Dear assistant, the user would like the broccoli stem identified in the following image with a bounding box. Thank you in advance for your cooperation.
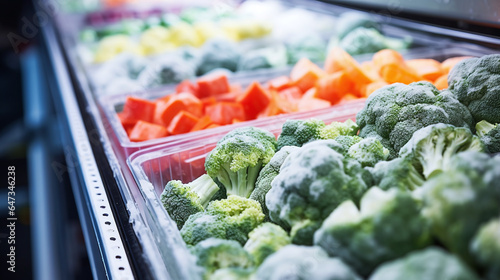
[189,174,220,208]
[420,132,446,179]
[221,162,263,198]
[407,165,425,191]
[476,120,496,137]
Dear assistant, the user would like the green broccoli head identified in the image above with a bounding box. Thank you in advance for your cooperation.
[476,120,500,153]
[181,212,228,246]
[205,127,277,198]
[266,140,371,245]
[356,82,475,158]
[250,146,299,224]
[319,119,358,140]
[243,222,291,265]
[255,245,361,280]
[334,12,381,40]
[399,123,484,179]
[276,119,326,151]
[207,195,265,245]
[367,157,424,192]
[470,218,500,280]
[181,195,265,246]
[314,187,431,277]
[448,54,500,124]
[208,267,255,280]
[369,247,480,280]
[336,27,410,56]
[334,135,363,152]
[192,238,254,279]
[348,137,390,167]
[422,152,500,263]
[160,174,220,229]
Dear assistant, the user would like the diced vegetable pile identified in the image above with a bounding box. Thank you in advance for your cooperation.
[85,7,413,95]
[118,48,469,142]
[159,54,500,280]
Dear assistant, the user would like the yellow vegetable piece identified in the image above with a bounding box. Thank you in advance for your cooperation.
[193,22,227,44]
[94,34,140,63]
[169,22,203,47]
[140,26,175,55]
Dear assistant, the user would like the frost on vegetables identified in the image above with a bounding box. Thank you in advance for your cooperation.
[154,54,500,280]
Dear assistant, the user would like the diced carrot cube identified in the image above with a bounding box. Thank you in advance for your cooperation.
[441,56,473,73]
[196,73,230,98]
[434,74,448,90]
[406,59,444,81]
[176,80,199,96]
[121,96,156,124]
[237,81,270,120]
[206,102,246,125]
[290,58,326,92]
[315,71,354,104]
[268,76,292,91]
[190,116,213,132]
[129,121,168,142]
[167,111,199,135]
[324,47,373,84]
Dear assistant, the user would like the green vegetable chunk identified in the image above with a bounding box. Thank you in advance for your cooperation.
[250,146,299,223]
[319,119,359,140]
[399,123,484,179]
[356,82,475,158]
[266,140,371,245]
[181,195,265,246]
[255,245,361,280]
[422,152,500,263]
[367,158,424,191]
[470,218,500,280]
[160,174,220,229]
[243,223,291,265]
[208,267,255,280]
[205,127,277,198]
[476,120,500,153]
[314,187,431,277]
[369,247,480,280]
[347,137,390,167]
[192,238,254,280]
[448,54,500,124]
[277,119,325,151]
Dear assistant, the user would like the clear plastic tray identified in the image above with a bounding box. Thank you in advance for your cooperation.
[126,45,499,279]
[127,99,365,280]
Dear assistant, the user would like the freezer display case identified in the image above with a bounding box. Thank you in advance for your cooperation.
[41,0,500,279]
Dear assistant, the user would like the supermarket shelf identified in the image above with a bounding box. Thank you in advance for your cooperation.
[40,16,137,280]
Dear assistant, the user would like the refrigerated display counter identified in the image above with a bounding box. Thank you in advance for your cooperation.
[37,0,500,279]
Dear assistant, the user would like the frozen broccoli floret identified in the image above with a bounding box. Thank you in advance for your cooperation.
[205,127,277,198]
[476,120,500,153]
[244,223,291,265]
[266,140,371,245]
[422,152,500,263]
[314,187,431,277]
[356,82,475,158]
[196,38,241,75]
[180,212,228,246]
[207,195,265,245]
[400,123,484,179]
[336,27,411,56]
[277,119,326,151]
[319,119,358,140]
[448,54,500,124]
[369,247,480,280]
[348,137,390,167]
[286,33,327,64]
[192,238,254,279]
[238,45,288,71]
[334,12,381,40]
[208,268,255,280]
[255,245,361,280]
[470,218,500,280]
[334,135,363,152]
[181,195,265,246]
[367,158,425,191]
[137,55,195,88]
[250,146,299,223]
[160,174,220,229]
